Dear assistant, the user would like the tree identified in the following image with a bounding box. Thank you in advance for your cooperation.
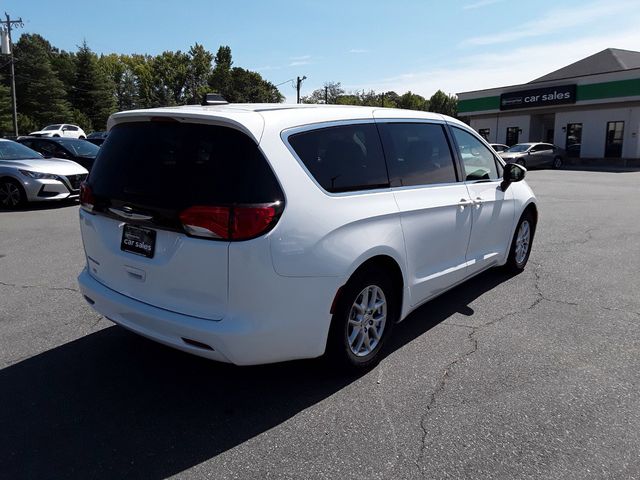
[301,81,345,104]
[209,46,282,103]
[13,34,71,133]
[208,46,233,98]
[99,53,138,111]
[186,43,214,104]
[72,41,116,131]
[0,73,14,136]
[150,50,190,106]
[428,90,457,117]
[398,91,428,111]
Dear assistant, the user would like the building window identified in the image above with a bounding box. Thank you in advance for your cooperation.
[565,123,582,158]
[506,127,519,146]
[605,121,624,158]
[478,128,490,140]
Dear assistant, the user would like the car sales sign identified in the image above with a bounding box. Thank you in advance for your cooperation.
[500,85,576,110]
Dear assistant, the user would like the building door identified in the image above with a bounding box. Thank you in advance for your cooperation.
[605,121,624,158]
[565,123,582,158]
[506,127,519,146]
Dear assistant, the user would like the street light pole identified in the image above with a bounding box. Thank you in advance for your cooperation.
[1,13,23,137]
[296,75,306,104]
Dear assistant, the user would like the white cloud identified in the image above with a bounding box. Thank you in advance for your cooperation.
[463,0,637,46]
[462,0,503,10]
[289,55,311,61]
[289,60,311,67]
[346,26,640,98]
[349,49,369,54]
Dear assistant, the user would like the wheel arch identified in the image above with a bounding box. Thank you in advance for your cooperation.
[332,252,407,322]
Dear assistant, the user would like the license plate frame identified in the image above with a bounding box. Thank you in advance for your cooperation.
[121,224,156,259]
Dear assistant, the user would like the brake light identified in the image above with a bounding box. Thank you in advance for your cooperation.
[179,204,280,240]
[80,182,95,211]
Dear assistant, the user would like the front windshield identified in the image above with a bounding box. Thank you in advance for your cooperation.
[506,144,531,153]
[58,139,100,157]
[0,141,43,160]
[43,124,62,131]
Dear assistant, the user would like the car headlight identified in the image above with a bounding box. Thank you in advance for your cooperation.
[18,170,59,180]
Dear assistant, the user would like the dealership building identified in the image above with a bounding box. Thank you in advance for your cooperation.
[457,48,640,160]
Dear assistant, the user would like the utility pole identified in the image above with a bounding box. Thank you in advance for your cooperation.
[324,86,328,104]
[296,75,306,104]
[380,92,385,107]
[1,13,23,137]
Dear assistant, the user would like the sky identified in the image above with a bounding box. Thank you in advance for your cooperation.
[4,0,640,102]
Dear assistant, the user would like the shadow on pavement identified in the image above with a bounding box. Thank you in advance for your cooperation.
[0,268,515,479]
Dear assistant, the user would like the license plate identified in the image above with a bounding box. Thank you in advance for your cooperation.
[121,224,156,258]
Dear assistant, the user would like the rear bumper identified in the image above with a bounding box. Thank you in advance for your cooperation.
[78,268,339,365]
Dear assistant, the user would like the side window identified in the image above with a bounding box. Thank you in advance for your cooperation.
[378,123,457,187]
[37,142,56,155]
[288,123,389,193]
[451,127,500,181]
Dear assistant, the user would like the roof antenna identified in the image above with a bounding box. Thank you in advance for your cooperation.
[201,93,229,106]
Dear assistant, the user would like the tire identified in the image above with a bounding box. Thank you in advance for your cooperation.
[552,156,563,169]
[79,135,86,139]
[504,211,535,272]
[327,265,399,370]
[0,178,26,209]
[516,158,526,168]
[53,134,60,137]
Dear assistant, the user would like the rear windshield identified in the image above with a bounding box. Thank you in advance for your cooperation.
[89,122,283,208]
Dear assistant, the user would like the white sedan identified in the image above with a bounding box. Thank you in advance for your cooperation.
[29,124,87,139]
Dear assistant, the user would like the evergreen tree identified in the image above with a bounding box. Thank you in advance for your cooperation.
[14,34,71,133]
[72,41,116,131]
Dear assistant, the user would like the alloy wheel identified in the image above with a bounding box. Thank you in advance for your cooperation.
[346,285,387,357]
[0,182,21,208]
[515,220,531,265]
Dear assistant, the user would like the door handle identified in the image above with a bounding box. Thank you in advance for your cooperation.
[473,197,483,208]
[458,198,471,211]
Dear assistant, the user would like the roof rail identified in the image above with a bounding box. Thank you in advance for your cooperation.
[201,93,229,106]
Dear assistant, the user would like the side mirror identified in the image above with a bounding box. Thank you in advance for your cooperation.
[500,162,526,191]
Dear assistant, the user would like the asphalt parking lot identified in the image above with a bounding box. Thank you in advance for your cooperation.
[1,169,639,479]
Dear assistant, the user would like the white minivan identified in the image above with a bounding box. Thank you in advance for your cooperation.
[78,103,537,368]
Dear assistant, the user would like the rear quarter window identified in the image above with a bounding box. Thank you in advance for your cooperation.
[287,123,389,193]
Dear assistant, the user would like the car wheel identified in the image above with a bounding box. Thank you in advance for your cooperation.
[517,158,527,168]
[504,211,535,272]
[53,134,60,137]
[327,265,398,370]
[552,156,563,169]
[0,179,26,209]
[79,135,86,139]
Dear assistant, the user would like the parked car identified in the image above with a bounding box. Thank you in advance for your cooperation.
[86,131,108,146]
[28,124,87,139]
[499,142,564,169]
[0,139,88,209]
[490,143,509,152]
[78,104,537,369]
[17,137,100,171]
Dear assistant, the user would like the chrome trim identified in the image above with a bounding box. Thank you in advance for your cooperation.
[108,207,153,221]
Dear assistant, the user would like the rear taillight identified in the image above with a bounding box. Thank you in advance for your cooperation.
[179,203,281,241]
[80,182,95,211]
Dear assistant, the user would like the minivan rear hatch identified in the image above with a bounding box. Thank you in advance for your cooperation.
[79,119,284,320]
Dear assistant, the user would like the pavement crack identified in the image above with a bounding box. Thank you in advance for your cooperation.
[375,365,400,479]
[0,281,78,293]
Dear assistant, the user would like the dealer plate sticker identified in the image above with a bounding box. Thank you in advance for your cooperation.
[121,224,156,258]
